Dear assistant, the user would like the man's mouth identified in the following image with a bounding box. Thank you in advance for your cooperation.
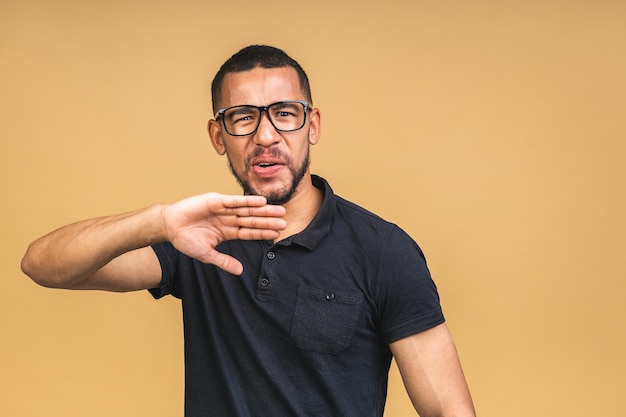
[248,148,289,177]
[251,154,285,168]
[251,158,284,178]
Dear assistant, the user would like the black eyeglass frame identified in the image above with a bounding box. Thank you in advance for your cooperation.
[214,100,310,137]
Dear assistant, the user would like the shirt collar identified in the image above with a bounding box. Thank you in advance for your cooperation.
[289,174,334,250]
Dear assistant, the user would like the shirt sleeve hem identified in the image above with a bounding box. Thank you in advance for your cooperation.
[147,242,179,299]
[384,310,446,344]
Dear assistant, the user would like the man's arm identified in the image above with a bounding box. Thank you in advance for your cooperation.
[390,323,476,417]
[21,193,287,292]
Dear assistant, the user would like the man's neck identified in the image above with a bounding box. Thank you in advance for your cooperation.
[276,174,323,241]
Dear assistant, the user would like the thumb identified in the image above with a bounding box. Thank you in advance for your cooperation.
[198,250,244,276]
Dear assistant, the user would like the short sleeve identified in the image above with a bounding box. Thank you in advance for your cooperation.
[148,241,181,299]
[377,227,445,344]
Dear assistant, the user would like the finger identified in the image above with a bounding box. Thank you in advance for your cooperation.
[219,194,269,209]
[197,250,245,276]
[234,204,286,218]
[236,215,287,230]
[237,227,283,241]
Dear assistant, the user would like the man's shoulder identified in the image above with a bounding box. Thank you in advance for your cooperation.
[332,192,421,248]
[332,194,404,240]
[334,194,389,223]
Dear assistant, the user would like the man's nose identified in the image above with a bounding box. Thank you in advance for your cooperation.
[252,112,281,146]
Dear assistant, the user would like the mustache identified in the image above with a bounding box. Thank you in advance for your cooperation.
[245,146,291,167]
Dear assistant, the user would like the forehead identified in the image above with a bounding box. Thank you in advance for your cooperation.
[218,66,305,108]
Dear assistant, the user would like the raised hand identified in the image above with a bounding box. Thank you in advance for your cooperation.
[163,193,287,275]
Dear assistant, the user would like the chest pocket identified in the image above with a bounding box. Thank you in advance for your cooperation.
[291,284,364,354]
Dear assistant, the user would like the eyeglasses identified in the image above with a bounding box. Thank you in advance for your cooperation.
[215,100,309,137]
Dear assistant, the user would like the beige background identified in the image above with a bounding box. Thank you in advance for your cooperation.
[2,0,625,416]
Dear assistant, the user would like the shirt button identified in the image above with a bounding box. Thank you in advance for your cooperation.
[260,278,270,287]
[266,251,276,260]
[326,293,335,301]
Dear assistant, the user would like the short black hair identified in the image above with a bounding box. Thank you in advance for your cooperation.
[211,45,312,113]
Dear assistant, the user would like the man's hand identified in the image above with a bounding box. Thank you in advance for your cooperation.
[163,193,287,275]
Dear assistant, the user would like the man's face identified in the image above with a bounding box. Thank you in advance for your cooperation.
[208,66,320,205]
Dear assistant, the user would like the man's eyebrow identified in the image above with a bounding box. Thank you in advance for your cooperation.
[226,106,256,116]
[272,102,300,109]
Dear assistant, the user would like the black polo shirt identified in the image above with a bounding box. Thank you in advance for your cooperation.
[150,175,444,417]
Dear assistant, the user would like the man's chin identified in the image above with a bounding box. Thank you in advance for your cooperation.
[249,185,294,205]
[264,193,293,206]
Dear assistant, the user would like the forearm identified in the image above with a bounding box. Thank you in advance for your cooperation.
[391,324,476,417]
[21,204,166,289]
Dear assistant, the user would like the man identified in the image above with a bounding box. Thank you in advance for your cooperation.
[21,45,475,417]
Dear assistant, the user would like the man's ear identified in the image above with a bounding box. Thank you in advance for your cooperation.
[308,107,321,146]
[208,119,226,155]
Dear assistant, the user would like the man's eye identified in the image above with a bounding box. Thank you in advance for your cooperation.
[228,112,257,125]
[233,115,254,123]
[272,107,298,118]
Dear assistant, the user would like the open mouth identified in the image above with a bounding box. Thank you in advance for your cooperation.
[249,151,286,176]
[252,160,284,178]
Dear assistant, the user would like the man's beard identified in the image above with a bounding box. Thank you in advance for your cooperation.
[228,145,311,205]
